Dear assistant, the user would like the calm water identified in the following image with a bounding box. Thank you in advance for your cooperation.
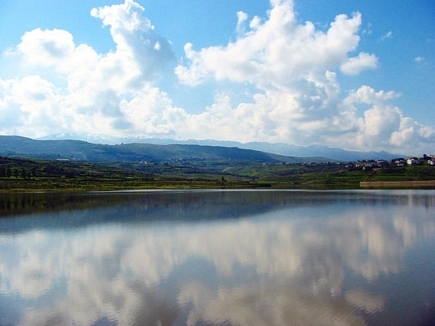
[0,190,434,326]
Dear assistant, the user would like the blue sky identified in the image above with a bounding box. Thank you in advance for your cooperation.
[0,0,434,154]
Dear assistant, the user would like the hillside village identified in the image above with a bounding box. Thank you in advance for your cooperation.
[352,154,435,171]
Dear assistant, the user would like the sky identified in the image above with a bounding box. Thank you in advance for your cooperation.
[0,0,434,154]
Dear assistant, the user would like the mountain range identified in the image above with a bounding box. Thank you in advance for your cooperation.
[0,135,306,164]
[37,133,402,162]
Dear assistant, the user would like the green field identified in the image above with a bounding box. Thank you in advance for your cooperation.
[1,156,435,191]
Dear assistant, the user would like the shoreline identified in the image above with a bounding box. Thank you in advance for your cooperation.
[360,180,435,188]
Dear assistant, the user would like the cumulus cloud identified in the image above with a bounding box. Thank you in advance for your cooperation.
[337,85,435,153]
[0,0,433,154]
[344,85,401,104]
[0,76,68,135]
[90,0,174,82]
[1,0,174,138]
[17,28,76,67]
[176,3,365,89]
[340,52,378,75]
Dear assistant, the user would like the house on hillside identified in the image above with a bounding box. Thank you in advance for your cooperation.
[391,158,406,166]
[407,157,419,165]
[376,160,388,168]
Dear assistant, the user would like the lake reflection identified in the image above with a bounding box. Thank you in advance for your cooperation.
[0,190,434,326]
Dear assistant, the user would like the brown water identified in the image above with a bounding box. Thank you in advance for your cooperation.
[0,190,434,325]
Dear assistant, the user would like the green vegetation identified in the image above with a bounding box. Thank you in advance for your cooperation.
[365,165,435,181]
[1,156,434,192]
[0,156,265,191]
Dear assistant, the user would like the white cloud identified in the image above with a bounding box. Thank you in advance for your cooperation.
[0,76,69,135]
[344,85,400,104]
[176,2,365,89]
[333,85,435,153]
[90,0,174,82]
[13,0,174,97]
[362,105,402,138]
[340,52,378,75]
[17,28,75,67]
[236,11,249,35]
[379,31,392,42]
[0,0,175,138]
[120,87,187,136]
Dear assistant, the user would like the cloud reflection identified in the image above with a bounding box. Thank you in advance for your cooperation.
[0,191,434,325]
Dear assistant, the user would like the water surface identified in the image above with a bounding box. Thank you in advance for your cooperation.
[0,190,434,325]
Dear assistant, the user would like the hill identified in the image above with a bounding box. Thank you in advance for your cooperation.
[0,135,323,164]
[39,133,403,161]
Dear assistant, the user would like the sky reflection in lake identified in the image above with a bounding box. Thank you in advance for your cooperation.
[0,190,434,325]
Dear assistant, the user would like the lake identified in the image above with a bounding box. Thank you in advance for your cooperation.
[0,189,434,325]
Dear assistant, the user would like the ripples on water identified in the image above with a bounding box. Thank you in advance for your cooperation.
[0,190,434,325]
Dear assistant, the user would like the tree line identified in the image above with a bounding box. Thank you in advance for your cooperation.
[0,167,36,179]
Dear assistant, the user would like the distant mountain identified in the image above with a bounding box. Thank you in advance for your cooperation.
[38,133,120,144]
[39,133,403,161]
[241,142,401,162]
[0,136,314,164]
